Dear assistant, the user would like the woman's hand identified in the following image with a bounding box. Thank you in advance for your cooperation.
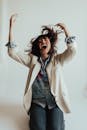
[8,13,18,42]
[10,14,18,27]
[55,23,71,37]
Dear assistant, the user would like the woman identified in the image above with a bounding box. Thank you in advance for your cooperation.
[6,14,76,130]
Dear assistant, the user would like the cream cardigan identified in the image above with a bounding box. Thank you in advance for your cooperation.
[8,41,76,114]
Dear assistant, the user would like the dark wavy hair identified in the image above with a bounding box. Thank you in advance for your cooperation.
[30,26,58,57]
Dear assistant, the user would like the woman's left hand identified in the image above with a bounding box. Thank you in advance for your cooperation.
[55,23,70,37]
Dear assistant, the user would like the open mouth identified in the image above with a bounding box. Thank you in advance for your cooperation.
[41,45,47,49]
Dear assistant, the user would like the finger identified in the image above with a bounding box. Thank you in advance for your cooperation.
[54,24,63,30]
[54,23,63,27]
[10,13,18,19]
[54,23,59,26]
[14,13,18,17]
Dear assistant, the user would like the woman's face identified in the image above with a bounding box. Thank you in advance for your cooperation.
[38,36,51,56]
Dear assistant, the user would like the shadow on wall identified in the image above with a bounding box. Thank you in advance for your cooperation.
[0,102,29,130]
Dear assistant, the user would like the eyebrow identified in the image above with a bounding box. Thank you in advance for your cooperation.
[39,36,47,41]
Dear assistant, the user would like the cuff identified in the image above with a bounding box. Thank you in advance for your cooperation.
[65,36,76,44]
[5,41,17,48]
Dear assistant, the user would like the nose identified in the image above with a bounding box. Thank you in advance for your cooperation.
[41,39,45,43]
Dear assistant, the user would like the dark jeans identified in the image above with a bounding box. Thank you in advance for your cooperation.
[29,103,65,130]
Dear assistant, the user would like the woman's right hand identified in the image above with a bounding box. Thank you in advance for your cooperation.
[10,14,18,27]
[8,14,18,42]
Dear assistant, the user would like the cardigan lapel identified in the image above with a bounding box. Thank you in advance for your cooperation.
[28,61,41,89]
[46,55,54,87]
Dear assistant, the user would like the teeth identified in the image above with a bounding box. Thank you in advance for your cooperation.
[42,45,47,47]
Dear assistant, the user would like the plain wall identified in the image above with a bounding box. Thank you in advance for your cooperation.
[0,0,87,130]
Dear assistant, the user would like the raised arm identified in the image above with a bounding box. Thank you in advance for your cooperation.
[55,23,76,65]
[6,14,33,68]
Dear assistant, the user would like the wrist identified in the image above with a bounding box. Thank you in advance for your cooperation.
[64,29,70,37]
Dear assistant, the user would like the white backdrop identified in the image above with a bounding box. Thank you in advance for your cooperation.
[0,0,87,130]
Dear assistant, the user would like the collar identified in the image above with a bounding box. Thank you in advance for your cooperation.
[39,56,51,69]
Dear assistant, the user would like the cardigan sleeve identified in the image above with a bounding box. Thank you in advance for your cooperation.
[6,42,33,68]
[55,36,77,65]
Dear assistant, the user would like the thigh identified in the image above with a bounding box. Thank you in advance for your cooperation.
[29,103,47,130]
[47,106,65,130]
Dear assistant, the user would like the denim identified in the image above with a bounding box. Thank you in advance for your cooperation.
[65,36,76,44]
[32,56,57,109]
[29,103,65,130]
[5,42,17,48]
